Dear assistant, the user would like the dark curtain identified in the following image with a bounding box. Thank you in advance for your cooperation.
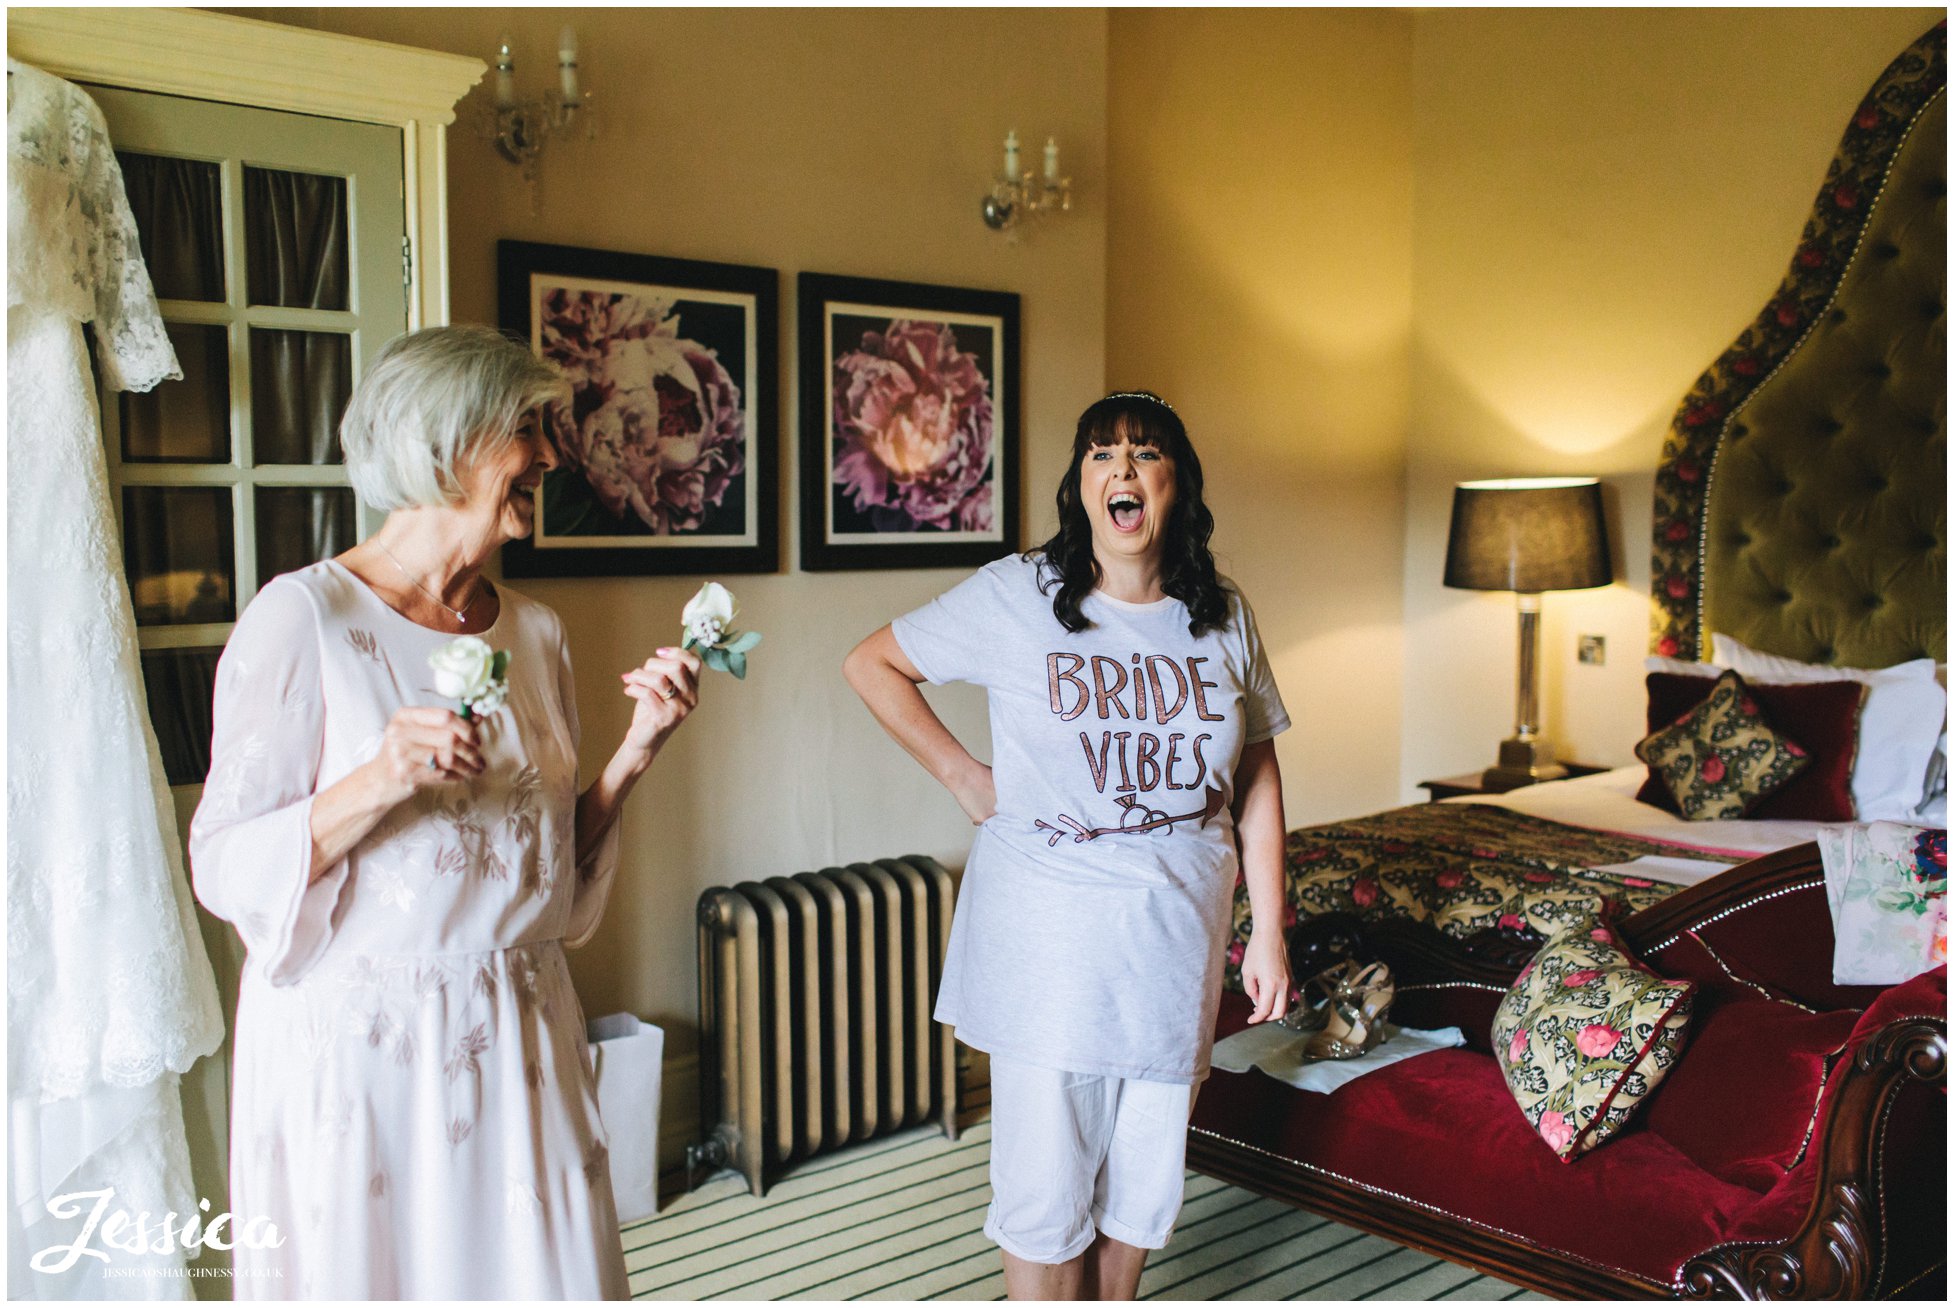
[250,328,350,465]
[245,167,352,466]
[141,650,222,786]
[244,166,348,310]
[116,152,223,301]
[256,487,356,587]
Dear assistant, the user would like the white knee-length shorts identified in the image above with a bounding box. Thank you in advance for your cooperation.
[983,1055,1198,1264]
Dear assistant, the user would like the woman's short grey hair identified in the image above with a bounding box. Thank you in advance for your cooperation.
[341,325,570,511]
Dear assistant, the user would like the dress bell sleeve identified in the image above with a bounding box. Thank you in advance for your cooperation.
[560,620,621,949]
[188,578,350,985]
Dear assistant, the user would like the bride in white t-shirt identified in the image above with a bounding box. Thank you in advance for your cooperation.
[846,391,1293,1301]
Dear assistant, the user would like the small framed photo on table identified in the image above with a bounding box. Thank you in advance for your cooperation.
[797,272,1020,571]
[497,240,779,577]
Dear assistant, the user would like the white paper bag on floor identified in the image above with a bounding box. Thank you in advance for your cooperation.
[588,1014,664,1224]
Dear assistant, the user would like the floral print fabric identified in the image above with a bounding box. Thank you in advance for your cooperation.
[1222,805,1712,990]
[1490,914,1695,1161]
[1635,669,1810,820]
[1820,821,1948,984]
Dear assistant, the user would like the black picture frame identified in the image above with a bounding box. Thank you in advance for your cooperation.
[497,239,779,577]
[797,272,1020,572]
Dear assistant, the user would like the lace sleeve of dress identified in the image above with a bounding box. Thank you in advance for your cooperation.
[74,84,179,394]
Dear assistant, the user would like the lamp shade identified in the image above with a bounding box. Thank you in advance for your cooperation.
[1443,477,1612,592]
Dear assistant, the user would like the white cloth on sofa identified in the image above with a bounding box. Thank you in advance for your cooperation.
[1210,1021,1465,1094]
[1818,821,1947,985]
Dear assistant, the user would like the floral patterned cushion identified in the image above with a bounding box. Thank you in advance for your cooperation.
[1490,913,1695,1162]
[1634,669,1811,820]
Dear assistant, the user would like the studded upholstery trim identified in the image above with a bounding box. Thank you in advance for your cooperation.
[1651,24,1947,661]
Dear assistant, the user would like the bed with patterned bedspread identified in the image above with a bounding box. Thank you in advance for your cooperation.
[1220,800,1728,990]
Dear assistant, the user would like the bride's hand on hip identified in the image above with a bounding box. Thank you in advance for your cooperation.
[620,646,702,759]
[371,707,484,804]
[951,759,997,826]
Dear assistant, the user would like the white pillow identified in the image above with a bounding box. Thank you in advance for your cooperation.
[1643,654,1724,678]
[1711,633,1946,822]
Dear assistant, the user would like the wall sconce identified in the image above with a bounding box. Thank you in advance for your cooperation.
[982,130,1072,236]
[474,26,596,188]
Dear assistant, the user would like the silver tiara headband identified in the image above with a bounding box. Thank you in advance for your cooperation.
[1102,390,1177,414]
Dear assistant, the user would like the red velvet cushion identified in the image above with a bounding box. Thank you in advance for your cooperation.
[1198,990,1767,1289]
[1637,672,1863,820]
[1702,968,1945,1254]
[1637,935,1861,1192]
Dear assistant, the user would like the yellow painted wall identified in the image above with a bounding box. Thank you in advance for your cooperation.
[255,6,1108,1151]
[1403,7,1942,793]
[1106,8,1415,826]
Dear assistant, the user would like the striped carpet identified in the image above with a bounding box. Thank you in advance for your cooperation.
[625,1058,1543,1301]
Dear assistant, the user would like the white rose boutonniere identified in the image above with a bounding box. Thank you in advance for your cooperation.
[429,635,512,719]
[681,581,762,680]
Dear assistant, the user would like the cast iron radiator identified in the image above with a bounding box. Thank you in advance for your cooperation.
[694,856,959,1195]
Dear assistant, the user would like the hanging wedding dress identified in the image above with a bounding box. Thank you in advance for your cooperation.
[6,60,226,1298]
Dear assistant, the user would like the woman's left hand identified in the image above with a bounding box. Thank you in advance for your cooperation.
[619,645,702,760]
[1241,929,1292,1025]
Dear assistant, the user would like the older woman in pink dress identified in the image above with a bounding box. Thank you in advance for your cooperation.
[189,325,697,1299]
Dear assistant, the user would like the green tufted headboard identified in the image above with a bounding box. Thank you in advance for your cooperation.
[1652,25,1946,667]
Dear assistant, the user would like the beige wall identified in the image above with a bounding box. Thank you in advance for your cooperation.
[259,6,1108,1138]
[220,5,1938,1165]
[1106,8,1415,827]
[1403,7,1941,794]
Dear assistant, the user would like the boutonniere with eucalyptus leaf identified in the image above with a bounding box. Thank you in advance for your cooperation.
[681,582,762,679]
[429,635,511,719]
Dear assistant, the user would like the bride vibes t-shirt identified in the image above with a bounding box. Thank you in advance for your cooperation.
[894,553,1289,1083]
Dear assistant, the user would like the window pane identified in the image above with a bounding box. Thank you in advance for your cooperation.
[116,152,225,302]
[244,167,349,310]
[140,647,222,785]
[249,329,351,464]
[122,486,235,625]
[256,486,356,585]
[120,322,231,463]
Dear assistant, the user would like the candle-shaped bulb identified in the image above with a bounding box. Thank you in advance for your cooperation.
[1004,130,1020,180]
[557,26,580,106]
[1043,137,1060,183]
[494,34,516,110]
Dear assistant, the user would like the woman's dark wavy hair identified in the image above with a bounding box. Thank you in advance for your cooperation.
[1028,391,1228,636]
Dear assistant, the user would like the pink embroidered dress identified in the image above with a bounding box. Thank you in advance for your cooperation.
[189,560,627,1299]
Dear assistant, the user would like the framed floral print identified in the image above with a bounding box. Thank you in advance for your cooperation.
[497,240,779,577]
[797,272,1020,571]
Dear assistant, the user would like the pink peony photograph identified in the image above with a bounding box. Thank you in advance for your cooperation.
[538,288,748,538]
[799,272,1020,571]
[498,241,779,578]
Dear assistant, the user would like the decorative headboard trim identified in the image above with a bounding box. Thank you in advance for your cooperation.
[1650,23,1947,658]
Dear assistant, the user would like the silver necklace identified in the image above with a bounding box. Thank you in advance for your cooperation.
[375,539,480,626]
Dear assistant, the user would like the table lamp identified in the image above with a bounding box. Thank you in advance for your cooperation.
[1443,477,1612,790]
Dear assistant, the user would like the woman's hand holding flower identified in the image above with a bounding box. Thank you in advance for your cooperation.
[619,646,702,763]
[369,707,484,804]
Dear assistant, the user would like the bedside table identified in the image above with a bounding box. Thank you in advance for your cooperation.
[1419,762,1608,802]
